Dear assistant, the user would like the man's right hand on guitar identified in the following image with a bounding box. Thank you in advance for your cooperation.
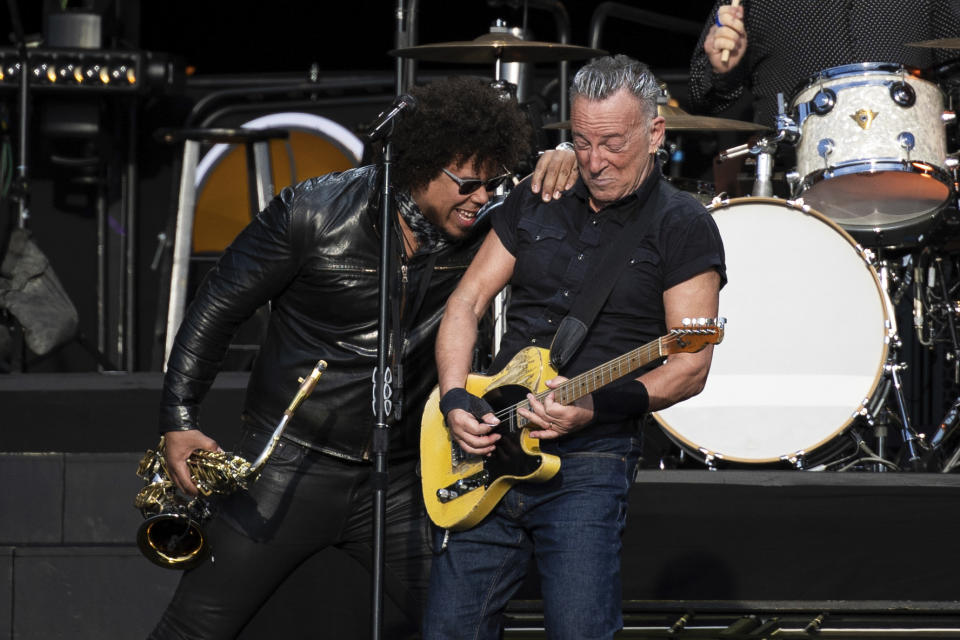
[439,387,501,456]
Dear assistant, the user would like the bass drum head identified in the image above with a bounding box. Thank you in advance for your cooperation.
[653,197,891,465]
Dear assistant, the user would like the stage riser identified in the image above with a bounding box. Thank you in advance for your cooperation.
[0,373,246,453]
[1,454,959,638]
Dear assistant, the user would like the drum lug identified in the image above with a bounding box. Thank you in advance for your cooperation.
[889,81,916,108]
[811,87,837,116]
[942,111,956,125]
[817,138,835,160]
[857,246,877,269]
[898,132,916,154]
[782,452,807,470]
[699,449,719,470]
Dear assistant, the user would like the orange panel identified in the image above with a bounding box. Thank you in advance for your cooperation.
[193,131,357,253]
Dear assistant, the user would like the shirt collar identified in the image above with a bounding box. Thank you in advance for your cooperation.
[569,159,663,224]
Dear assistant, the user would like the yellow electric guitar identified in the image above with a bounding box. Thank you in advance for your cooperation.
[420,317,725,530]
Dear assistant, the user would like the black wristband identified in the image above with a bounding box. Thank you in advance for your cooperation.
[591,380,650,423]
[439,387,494,421]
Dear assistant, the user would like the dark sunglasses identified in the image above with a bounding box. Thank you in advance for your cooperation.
[442,168,513,195]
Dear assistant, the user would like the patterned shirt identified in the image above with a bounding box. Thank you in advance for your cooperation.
[689,0,960,126]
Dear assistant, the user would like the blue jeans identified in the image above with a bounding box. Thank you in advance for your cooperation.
[423,434,641,640]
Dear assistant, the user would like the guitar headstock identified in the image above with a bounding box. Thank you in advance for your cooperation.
[664,317,726,355]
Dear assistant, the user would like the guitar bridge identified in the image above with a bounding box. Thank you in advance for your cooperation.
[436,471,490,503]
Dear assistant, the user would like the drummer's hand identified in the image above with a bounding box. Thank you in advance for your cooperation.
[531,147,578,202]
[163,429,220,497]
[704,3,747,74]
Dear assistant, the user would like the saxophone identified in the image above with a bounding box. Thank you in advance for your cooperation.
[134,360,327,569]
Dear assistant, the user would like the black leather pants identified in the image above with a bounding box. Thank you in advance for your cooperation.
[148,428,431,640]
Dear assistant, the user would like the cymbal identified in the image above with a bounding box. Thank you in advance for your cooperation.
[390,33,607,64]
[907,37,960,49]
[544,104,769,132]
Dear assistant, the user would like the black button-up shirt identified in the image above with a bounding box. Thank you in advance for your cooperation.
[490,170,726,382]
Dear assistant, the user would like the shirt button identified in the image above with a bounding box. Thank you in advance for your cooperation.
[547,318,554,324]
[531,337,537,344]
[578,253,584,260]
[592,219,599,226]
[562,290,570,297]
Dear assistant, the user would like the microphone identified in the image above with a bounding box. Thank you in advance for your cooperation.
[366,94,418,142]
[932,395,960,448]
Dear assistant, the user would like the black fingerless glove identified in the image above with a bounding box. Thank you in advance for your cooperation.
[591,380,650,423]
[439,387,494,421]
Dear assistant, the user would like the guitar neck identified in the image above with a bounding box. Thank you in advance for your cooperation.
[550,336,665,406]
[509,336,668,431]
[505,320,721,429]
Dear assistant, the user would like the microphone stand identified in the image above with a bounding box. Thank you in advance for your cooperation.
[370,136,394,640]
[371,6,410,636]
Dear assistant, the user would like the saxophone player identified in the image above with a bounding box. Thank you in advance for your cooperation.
[148,77,532,639]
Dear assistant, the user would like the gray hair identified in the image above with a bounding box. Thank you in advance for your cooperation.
[570,54,659,120]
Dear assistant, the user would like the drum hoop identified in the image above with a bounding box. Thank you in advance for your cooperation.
[800,159,953,189]
[653,196,894,465]
[789,61,926,101]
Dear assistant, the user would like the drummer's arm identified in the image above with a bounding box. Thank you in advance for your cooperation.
[639,269,721,411]
[689,1,749,114]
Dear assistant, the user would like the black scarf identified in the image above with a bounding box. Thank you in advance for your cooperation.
[395,190,451,256]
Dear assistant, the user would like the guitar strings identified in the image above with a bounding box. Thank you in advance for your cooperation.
[488,333,686,428]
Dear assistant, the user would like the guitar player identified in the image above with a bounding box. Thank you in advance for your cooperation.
[425,55,727,640]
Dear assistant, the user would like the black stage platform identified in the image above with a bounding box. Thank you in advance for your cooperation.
[2,374,960,638]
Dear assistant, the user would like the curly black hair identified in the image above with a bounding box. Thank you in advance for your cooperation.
[390,77,533,193]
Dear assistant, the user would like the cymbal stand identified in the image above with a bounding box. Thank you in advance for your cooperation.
[875,260,926,470]
[915,251,960,470]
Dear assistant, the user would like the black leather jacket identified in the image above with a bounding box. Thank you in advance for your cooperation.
[160,165,481,461]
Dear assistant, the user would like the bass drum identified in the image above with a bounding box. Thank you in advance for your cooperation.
[653,198,894,466]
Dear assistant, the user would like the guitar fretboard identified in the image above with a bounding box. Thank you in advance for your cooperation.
[508,333,676,430]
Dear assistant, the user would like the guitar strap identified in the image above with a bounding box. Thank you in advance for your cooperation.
[549,173,670,370]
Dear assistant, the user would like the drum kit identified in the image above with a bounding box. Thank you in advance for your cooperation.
[392,31,960,473]
[661,49,960,473]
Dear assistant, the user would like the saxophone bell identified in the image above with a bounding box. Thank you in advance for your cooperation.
[137,512,208,569]
[133,360,327,569]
